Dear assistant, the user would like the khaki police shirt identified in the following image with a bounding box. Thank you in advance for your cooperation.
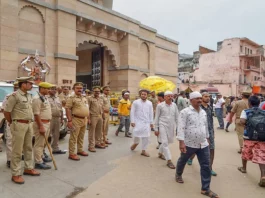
[66,94,89,117]
[231,99,249,119]
[48,95,62,117]
[87,95,105,117]
[59,93,69,102]
[149,96,158,111]
[4,89,33,120]
[32,94,52,120]
[102,94,110,112]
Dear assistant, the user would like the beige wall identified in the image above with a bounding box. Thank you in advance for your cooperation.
[194,39,241,84]
[19,6,45,52]
[0,0,178,94]
[155,47,178,74]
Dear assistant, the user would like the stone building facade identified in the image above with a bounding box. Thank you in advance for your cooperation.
[180,38,265,96]
[0,0,179,94]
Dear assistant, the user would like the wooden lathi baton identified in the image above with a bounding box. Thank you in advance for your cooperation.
[44,135,58,170]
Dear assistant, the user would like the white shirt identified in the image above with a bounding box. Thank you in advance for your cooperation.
[130,99,153,137]
[215,98,225,108]
[154,101,178,143]
[177,105,209,148]
[240,110,247,119]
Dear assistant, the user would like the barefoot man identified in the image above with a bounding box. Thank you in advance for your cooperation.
[130,89,153,157]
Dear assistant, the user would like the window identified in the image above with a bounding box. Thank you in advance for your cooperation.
[240,46,243,52]
[248,49,250,54]
[250,50,252,54]
[245,47,247,54]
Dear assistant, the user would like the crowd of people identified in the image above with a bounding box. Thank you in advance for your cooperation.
[0,76,265,198]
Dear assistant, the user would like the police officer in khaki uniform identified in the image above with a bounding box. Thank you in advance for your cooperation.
[148,90,158,116]
[4,76,40,184]
[101,86,112,145]
[66,82,89,161]
[85,89,92,98]
[1,81,19,168]
[48,85,66,154]
[59,86,70,102]
[87,86,106,152]
[32,82,53,170]
[229,91,251,153]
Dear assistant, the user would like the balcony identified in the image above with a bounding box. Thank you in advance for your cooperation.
[243,66,260,73]
[239,53,261,57]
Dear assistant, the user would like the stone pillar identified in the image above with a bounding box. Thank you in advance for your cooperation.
[55,6,77,87]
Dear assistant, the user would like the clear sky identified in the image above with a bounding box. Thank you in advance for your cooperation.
[113,0,265,54]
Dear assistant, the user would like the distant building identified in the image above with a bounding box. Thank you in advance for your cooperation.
[179,38,265,96]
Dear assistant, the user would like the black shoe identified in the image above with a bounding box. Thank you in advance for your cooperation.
[35,163,51,170]
[43,152,48,158]
[52,150,66,155]
[127,132,132,136]
[42,156,52,163]
[120,129,125,132]
[225,128,229,132]
[217,127,224,130]
[6,161,10,168]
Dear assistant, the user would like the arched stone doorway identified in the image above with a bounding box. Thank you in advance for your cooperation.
[76,39,118,90]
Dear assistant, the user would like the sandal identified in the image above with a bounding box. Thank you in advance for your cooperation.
[201,190,219,198]
[115,130,119,136]
[237,167,247,173]
[175,175,184,183]
[130,144,138,151]
[167,162,175,169]
[158,154,166,160]
[141,152,150,157]
[259,177,265,187]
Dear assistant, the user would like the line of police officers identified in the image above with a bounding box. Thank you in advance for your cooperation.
[3,76,112,184]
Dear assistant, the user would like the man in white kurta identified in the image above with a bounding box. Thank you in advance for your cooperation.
[154,91,178,169]
[130,89,153,157]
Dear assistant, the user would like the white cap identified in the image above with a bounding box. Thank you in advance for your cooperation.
[189,91,202,100]
[164,91,173,96]
[124,92,130,95]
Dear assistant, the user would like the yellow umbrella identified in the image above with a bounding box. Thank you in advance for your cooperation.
[139,76,175,92]
[156,81,176,92]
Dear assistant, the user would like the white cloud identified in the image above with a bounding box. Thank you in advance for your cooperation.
[113,0,265,54]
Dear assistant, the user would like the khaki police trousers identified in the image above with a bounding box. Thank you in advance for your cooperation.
[69,117,86,155]
[102,114,109,143]
[5,123,12,161]
[89,116,103,148]
[50,117,60,151]
[33,122,50,164]
[11,122,33,176]
[235,119,244,149]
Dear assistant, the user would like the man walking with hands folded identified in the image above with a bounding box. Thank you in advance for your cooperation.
[154,91,178,169]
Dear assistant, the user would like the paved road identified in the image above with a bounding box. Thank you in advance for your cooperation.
[0,119,265,198]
